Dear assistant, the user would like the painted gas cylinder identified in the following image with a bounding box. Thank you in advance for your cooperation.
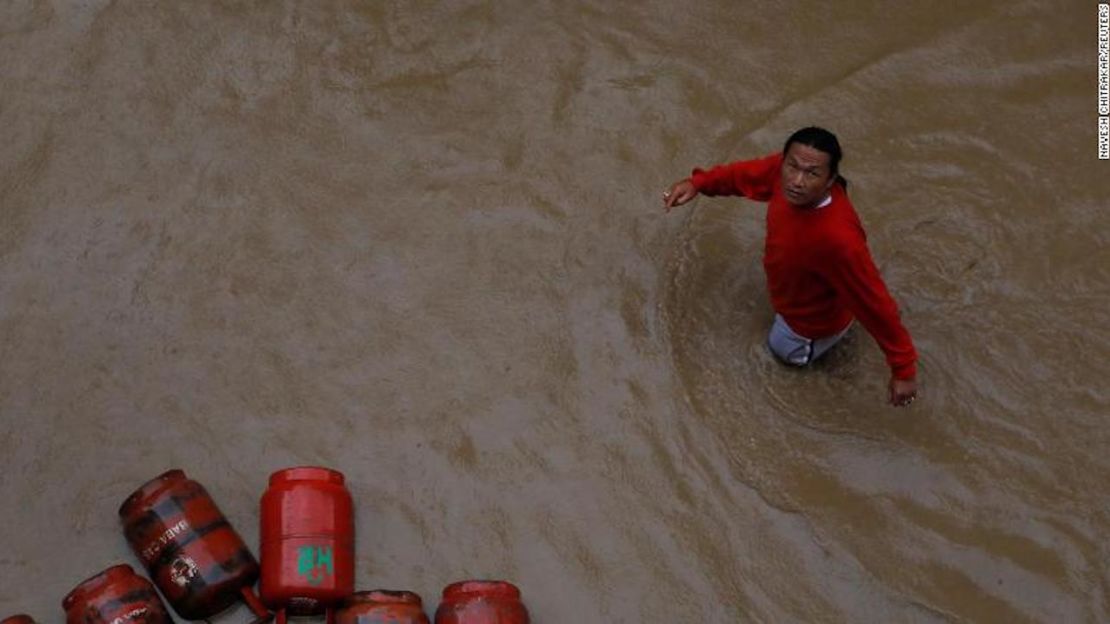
[260,466,354,624]
[336,590,429,624]
[62,564,172,624]
[119,469,271,623]
[434,581,529,624]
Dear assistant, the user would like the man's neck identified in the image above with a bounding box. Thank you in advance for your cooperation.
[800,193,833,210]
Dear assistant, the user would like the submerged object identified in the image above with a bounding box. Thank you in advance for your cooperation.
[62,564,172,624]
[260,466,354,624]
[1,615,38,624]
[337,590,430,624]
[119,469,271,623]
[434,581,529,624]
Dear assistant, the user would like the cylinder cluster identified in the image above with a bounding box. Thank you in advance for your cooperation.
[5,467,529,624]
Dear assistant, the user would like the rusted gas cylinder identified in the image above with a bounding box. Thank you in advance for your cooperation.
[337,591,430,624]
[260,467,354,624]
[119,469,271,623]
[434,581,529,624]
[1,615,38,624]
[62,564,172,624]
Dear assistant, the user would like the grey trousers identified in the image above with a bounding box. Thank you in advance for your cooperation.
[767,313,852,366]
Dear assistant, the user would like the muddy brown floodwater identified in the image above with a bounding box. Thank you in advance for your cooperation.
[1,1,1107,622]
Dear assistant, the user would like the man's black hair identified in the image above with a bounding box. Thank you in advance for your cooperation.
[783,126,848,189]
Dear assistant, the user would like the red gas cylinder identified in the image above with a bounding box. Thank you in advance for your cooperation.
[337,591,430,624]
[434,581,529,624]
[1,615,38,624]
[62,564,172,624]
[119,469,271,623]
[260,467,354,624]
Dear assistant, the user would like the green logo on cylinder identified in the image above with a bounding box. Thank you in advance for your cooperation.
[296,545,334,586]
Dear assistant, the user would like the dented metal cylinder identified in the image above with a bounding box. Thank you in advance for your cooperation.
[337,591,429,624]
[434,581,529,624]
[260,466,354,624]
[119,469,271,623]
[62,564,172,624]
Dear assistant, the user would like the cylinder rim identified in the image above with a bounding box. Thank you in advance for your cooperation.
[441,580,520,600]
[62,564,136,610]
[118,469,187,518]
[345,590,422,607]
[268,466,345,486]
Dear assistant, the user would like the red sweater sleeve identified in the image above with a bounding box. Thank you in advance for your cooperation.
[820,237,918,380]
[690,152,782,201]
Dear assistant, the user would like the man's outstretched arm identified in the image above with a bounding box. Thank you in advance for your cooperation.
[663,152,783,212]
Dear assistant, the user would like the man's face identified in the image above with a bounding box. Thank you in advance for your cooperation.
[781,143,835,207]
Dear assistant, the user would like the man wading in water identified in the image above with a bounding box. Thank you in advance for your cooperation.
[663,127,918,407]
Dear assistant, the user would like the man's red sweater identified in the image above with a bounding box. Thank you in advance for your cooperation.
[690,152,917,380]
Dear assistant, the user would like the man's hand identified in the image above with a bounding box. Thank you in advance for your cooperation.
[889,378,917,407]
[663,179,698,212]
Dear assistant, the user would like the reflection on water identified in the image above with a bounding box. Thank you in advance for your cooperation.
[0,1,1105,621]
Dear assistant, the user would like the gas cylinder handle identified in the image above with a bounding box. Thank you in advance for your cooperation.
[240,587,275,624]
